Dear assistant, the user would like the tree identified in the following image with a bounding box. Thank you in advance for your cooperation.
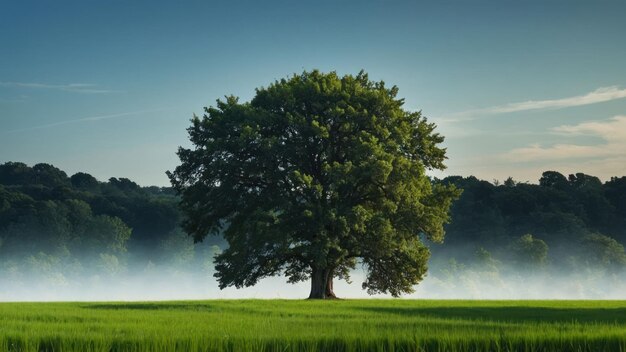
[168,70,460,298]
[473,247,500,272]
[604,177,626,242]
[159,228,196,269]
[539,171,569,189]
[31,163,70,188]
[0,162,32,185]
[568,173,602,190]
[440,176,506,247]
[70,172,100,191]
[509,234,548,269]
[503,177,516,188]
[580,234,626,272]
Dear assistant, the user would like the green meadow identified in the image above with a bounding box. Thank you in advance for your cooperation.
[1,300,626,352]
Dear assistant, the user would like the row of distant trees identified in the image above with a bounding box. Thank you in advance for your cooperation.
[0,162,221,288]
[433,172,626,275]
[1,161,625,288]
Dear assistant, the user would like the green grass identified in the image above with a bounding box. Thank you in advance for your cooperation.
[1,300,626,351]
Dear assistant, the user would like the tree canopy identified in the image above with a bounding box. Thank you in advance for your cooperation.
[168,70,460,298]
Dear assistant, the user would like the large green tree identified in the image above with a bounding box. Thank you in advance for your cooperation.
[168,70,460,298]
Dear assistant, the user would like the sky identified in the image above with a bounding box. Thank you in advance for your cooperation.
[1,0,626,186]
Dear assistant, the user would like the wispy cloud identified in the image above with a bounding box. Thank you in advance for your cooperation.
[441,86,626,121]
[0,81,118,94]
[2,109,166,134]
[505,115,626,162]
[0,95,29,103]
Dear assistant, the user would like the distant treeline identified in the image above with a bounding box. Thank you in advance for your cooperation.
[0,162,220,288]
[435,173,626,270]
[1,161,625,290]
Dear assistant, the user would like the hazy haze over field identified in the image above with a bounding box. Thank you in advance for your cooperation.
[2,260,625,301]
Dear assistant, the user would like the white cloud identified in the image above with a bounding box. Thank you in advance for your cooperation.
[506,115,626,162]
[0,81,117,94]
[441,86,626,121]
[488,87,626,113]
[2,109,167,134]
[507,143,611,162]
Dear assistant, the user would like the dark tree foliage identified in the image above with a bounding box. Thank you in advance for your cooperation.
[0,162,31,185]
[605,177,626,231]
[0,162,182,265]
[580,233,626,272]
[3,160,626,291]
[539,170,570,190]
[169,70,460,298]
[70,172,99,190]
[438,171,626,267]
[509,234,548,269]
[0,162,70,188]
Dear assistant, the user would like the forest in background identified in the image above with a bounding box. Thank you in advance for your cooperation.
[0,162,222,298]
[1,161,625,298]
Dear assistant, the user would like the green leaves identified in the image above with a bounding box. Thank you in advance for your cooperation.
[170,70,459,296]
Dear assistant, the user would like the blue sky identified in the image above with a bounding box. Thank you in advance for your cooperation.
[1,0,626,185]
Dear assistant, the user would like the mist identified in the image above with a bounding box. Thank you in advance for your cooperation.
[2,243,626,302]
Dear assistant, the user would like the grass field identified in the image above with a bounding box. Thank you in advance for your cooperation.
[1,300,626,351]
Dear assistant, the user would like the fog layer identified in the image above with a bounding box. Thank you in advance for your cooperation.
[2,246,626,301]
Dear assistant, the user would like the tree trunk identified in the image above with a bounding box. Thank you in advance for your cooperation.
[308,267,339,299]
[325,274,338,299]
[308,267,327,299]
